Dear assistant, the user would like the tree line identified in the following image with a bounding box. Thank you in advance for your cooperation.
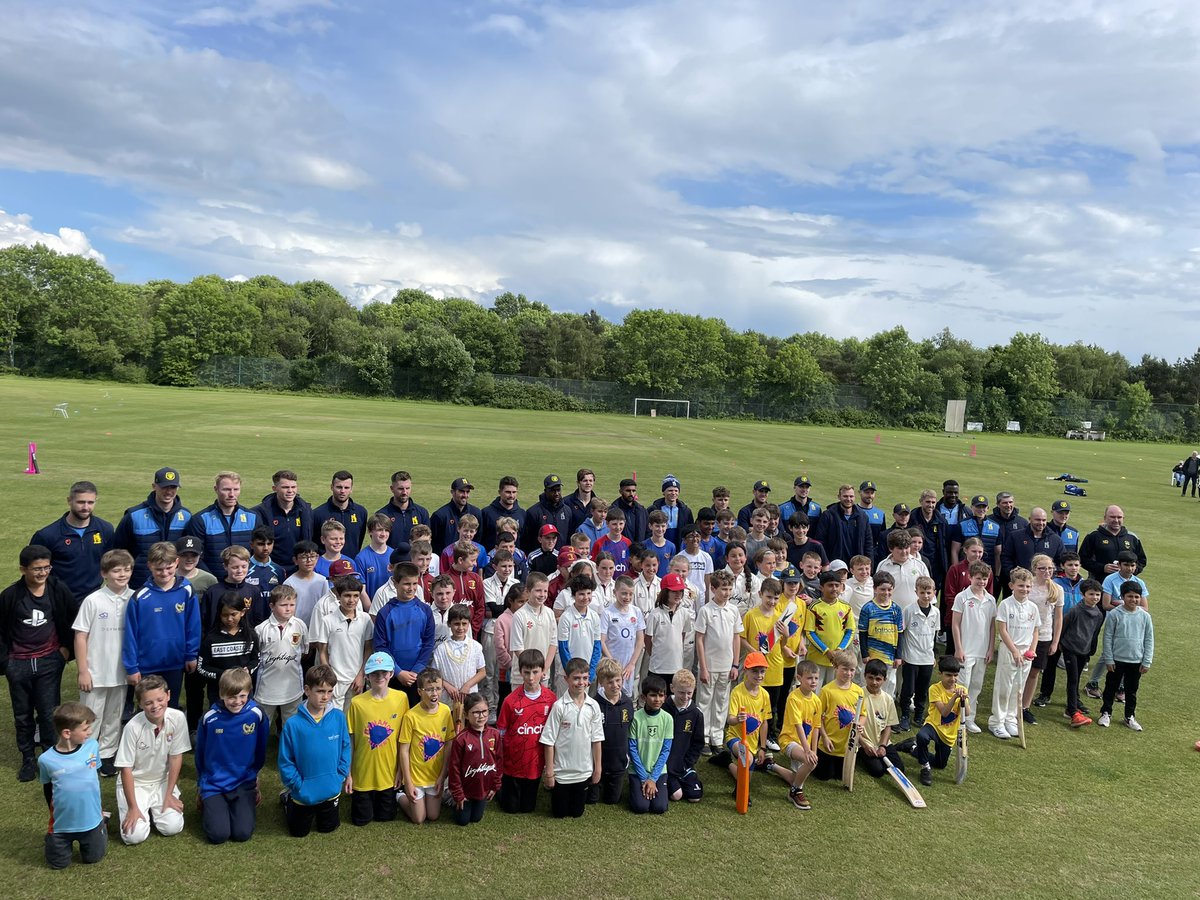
[2,243,1198,440]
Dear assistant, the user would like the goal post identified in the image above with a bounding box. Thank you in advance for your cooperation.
[633,398,690,419]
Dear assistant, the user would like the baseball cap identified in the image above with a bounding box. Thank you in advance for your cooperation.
[154,467,181,487]
[451,477,474,491]
[662,475,680,490]
[538,524,559,537]
[779,565,802,583]
[364,652,395,675]
[389,544,410,565]
[743,651,769,669]
[1051,500,1071,513]
[893,503,910,515]
[329,559,356,577]
[175,535,202,554]
[971,494,989,508]
[558,547,577,565]
[661,573,687,592]
[753,479,771,492]
[828,559,849,573]
[794,475,812,487]
[544,474,563,489]
[859,480,876,492]
[818,570,844,585]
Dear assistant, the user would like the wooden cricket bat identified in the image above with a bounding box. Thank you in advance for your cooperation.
[1015,659,1027,749]
[842,695,865,791]
[955,695,969,784]
[736,708,750,814]
[883,757,927,808]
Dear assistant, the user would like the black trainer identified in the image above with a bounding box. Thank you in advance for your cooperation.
[1022,708,1037,725]
[18,758,36,783]
[919,765,933,786]
[1032,695,1049,708]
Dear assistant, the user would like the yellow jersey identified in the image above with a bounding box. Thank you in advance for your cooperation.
[779,688,822,751]
[399,702,455,787]
[724,682,772,753]
[347,689,410,792]
[819,680,865,757]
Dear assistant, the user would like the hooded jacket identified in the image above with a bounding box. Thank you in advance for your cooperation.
[278,701,351,805]
[521,491,573,553]
[196,698,268,797]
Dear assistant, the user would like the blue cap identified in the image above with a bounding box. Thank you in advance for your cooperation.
[364,652,395,675]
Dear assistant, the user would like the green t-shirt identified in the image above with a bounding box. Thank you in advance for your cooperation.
[629,708,674,780]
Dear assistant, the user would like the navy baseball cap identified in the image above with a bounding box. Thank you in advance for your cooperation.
[1051,500,1071,512]
[154,467,180,487]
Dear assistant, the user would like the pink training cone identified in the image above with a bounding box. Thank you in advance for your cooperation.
[969,443,977,458]
[875,433,881,444]
[24,442,39,475]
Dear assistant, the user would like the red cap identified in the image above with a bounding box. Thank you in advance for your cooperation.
[558,547,577,565]
[329,559,356,577]
[538,524,559,537]
[661,573,687,592]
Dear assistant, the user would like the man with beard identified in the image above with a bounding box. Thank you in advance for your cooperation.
[911,489,948,588]
[935,480,969,529]
[31,481,114,602]
[1079,506,1147,583]
[999,508,1064,576]
[778,475,822,529]
[736,480,773,530]
[312,471,368,554]
[431,477,483,554]
[948,495,1002,569]
[614,478,648,546]
[252,469,314,575]
[376,471,430,551]
[1046,500,1079,554]
[480,475,525,550]
[857,481,886,564]
[185,472,260,581]
[522,475,573,552]
[813,484,873,562]
[113,467,191,590]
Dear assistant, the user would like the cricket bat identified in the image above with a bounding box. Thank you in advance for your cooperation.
[1015,656,1028,749]
[842,695,865,791]
[736,708,750,814]
[954,695,969,784]
[883,757,927,808]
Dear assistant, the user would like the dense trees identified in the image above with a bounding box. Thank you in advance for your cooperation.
[3,243,1198,440]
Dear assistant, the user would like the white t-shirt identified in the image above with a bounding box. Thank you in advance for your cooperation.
[645,606,693,673]
[115,708,190,785]
[593,580,616,608]
[632,575,659,614]
[553,589,605,619]
[876,556,930,610]
[370,580,397,616]
[951,589,997,659]
[73,585,132,687]
[539,694,604,784]
[841,577,874,619]
[309,608,372,687]
[601,603,645,667]
[557,605,602,663]
[902,603,939,666]
[682,549,714,606]
[1029,582,1064,642]
[284,573,329,626]
[254,615,309,705]
[432,637,486,691]
[693,601,743,672]
[726,568,760,614]
[996,596,1039,651]
[510,604,557,683]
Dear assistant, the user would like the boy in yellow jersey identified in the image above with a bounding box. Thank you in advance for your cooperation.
[806,571,855,686]
[740,578,785,751]
[724,651,772,796]
[768,660,822,810]
[346,652,410,826]
[813,649,865,781]
[397,667,455,824]
[913,655,966,786]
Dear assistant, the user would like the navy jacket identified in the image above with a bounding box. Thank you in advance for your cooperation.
[813,505,874,563]
[252,493,314,573]
[431,500,483,555]
[114,494,192,590]
[1000,527,1064,573]
[663,698,705,777]
[30,514,115,602]
[196,700,268,797]
[376,501,431,550]
[615,498,649,546]
[521,492,574,552]
[480,498,526,550]
[911,509,948,583]
[185,504,260,581]
[311,497,369,553]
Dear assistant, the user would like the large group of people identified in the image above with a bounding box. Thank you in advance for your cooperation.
[1,465,1154,869]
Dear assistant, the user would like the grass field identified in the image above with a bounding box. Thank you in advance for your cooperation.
[0,375,1195,900]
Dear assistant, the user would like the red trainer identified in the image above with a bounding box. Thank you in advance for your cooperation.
[1070,711,1092,728]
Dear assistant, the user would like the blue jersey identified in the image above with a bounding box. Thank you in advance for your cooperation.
[354,546,392,598]
[648,540,676,577]
[858,601,905,664]
[39,738,103,833]
[123,577,200,674]
[196,700,268,797]
[953,516,1001,561]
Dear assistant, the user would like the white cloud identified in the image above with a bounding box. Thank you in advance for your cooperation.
[0,209,106,263]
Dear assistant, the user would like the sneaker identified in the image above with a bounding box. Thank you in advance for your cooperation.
[1097,712,1111,728]
[1033,695,1049,708]
[897,714,911,732]
[1085,684,1102,700]
[279,789,290,807]
[1124,716,1143,732]
[99,757,116,778]
[766,738,781,752]
[919,765,933,786]
[788,787,810,810]
[1070,712,1092,728]
[894,738,917,756]
[965,720,982,734]
[1115,691,1125,703]
[1004,722,1019,738]
[1022,709,1037,725]
[700,743,713,756]
[991,726,1010,740]
[17,758,36,783]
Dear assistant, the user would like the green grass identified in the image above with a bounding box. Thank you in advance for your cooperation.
[0,375,1194,899]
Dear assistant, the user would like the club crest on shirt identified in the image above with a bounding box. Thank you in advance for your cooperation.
[93,533,103,544]
[175,602,185,614]
[291,632,302,645]
[243,722,256,734]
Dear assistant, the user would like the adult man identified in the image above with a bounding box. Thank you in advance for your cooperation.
[311,470,368,554]
[1181,450,1200,498]
[778,476,821,529]
[184,471,260,580]
[564,468,600,535]
[736,480,772,530]
[998,507,1064,576]
[376,470,430,551]
[252,469,314,574]
[856,481,886,563]
[430,477,483,553]
[521,475,574,552]
[480,475,525,549]
[1080,506,1147,583]
[948,495,1002,568]
[989,492,1028,541]
[880,503,912,554]
[911,489,948,587]
[113,467,191,590]
[614,478,648,545]
[1046,500,1079,553]
[30,481,114,602]
[935,479,969,528]
[813,484,873,562]
[649,475,694,548]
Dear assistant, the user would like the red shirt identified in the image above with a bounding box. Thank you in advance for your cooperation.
[944,560,994,624]
[447,569,485,636]
[496,686,557,780]
[448,725,503,804]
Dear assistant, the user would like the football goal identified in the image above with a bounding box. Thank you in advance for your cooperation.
[633,398,690,419]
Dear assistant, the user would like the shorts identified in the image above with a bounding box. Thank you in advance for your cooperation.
[1031,639,1052,671]
[406,784,441,801]
[724,737,761,771]
[784,741,808,769]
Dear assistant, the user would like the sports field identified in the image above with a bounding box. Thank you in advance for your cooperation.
[0,375,1194,899]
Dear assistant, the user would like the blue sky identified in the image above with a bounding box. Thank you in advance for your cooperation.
[3,0,1199,358]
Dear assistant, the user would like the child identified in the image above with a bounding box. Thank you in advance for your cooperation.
[593,553,617,607]
[951,561,996,734]
[196,593,259,705]
[805,570,853,686]
[354,514,394,599]
[1021,554,1063,724]
[898,576,939,733]
[600,576,645,698]
[942,537,992,656]
[591,508,632,576]
[628,675,674,814]
[445,543,485,637]
[175,535,217,596]
[40,702,105,869]
[785,514,828,569]
[311,574,373,710]
[744,509,770,561]
[254,584,309,735]
[798,551,822,601]
[988,567,1039,740]
[278,664,351,836]
[494,583,526,711]
[698,508,726,570]
[876,529,928,609]
[664,670,704,802]
[646,510,676,577]
[528,524,561,576]
[741,577,786,750]
[913,655,966,785]
[1059,580,1105,727]
[723,543,758,614]
[1097,581,1154,731]
[346,651,410,825]
[496,649,557,813]
[483,549,521,712]
[397,667,455,824]
[724,651,772,790]
[768,660,821,810]
[540,657,604,819]
[122,541,199,710]
[593,657,633,804]
[695,570,742,753]
[428,575,457,645]
[812,649,865,782]
[557,574,603,686]
[631,546,661,614]
[195,668,268,844]
[491,522,529,582]
[578,497,609,545]
[411,525,440,577]
[433,604,487,710]
[439,514,489,574]
[1101,551,1149,609]
[73,548,134,776]
[284,540,329,628]
[116,675,190,845]
[679,525,714,608]
[858,658,910,780]
[509,573,558,688]
[645,573,694,685]
[859,572,905,703]
[314,522,354,578]
[246,527,284,625]
[448,692,502,825]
